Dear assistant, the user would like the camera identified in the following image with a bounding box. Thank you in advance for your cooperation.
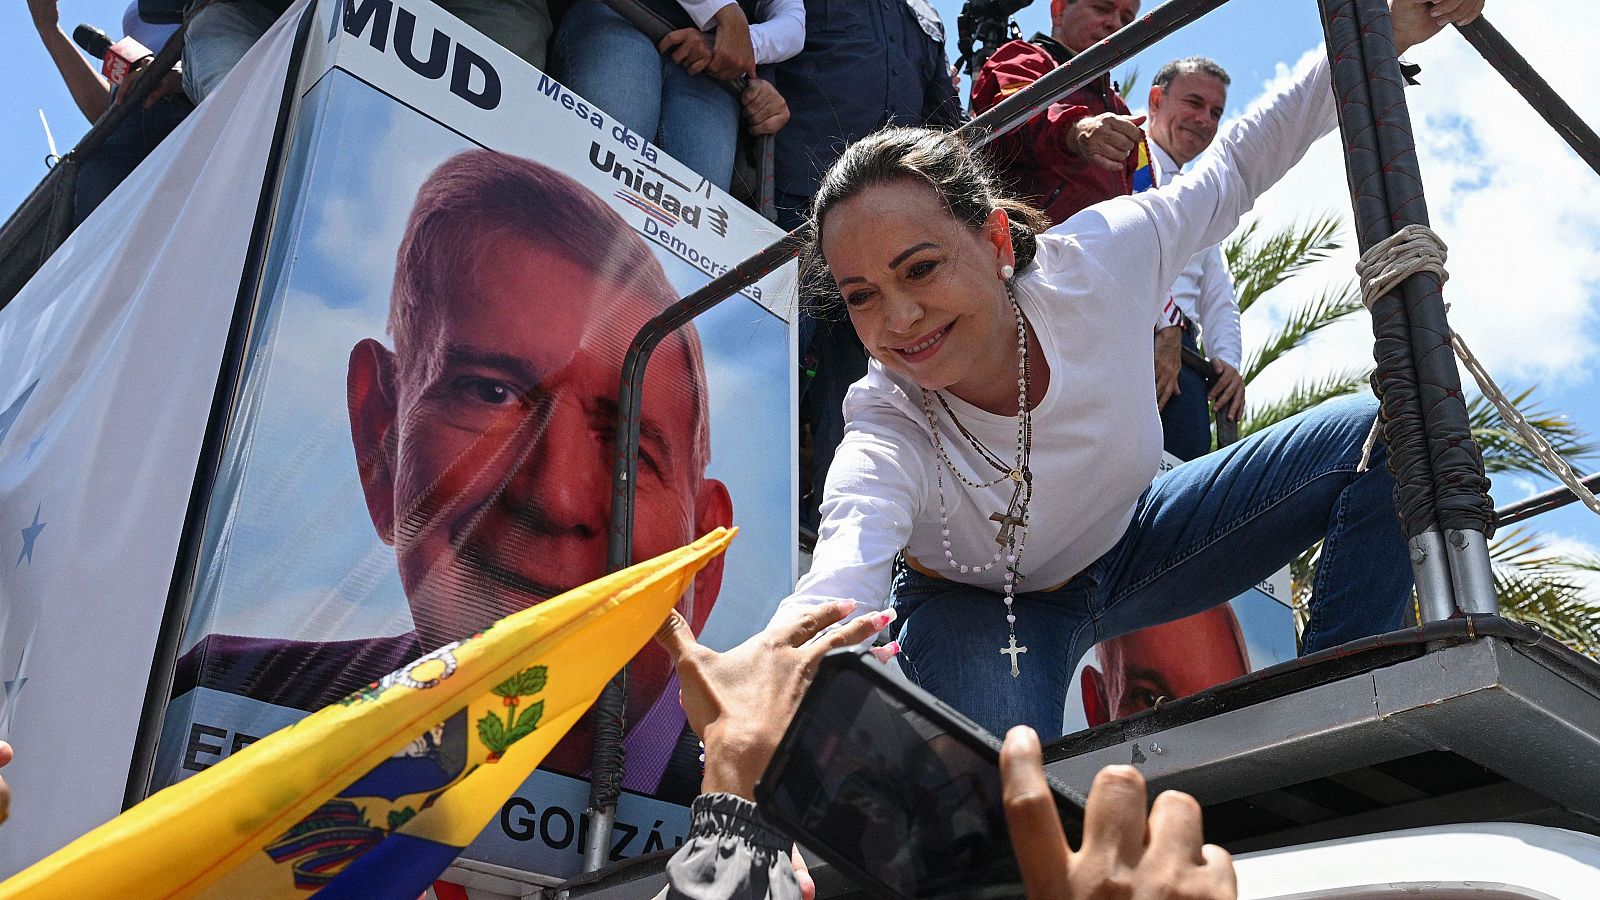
[956,0,1035,77]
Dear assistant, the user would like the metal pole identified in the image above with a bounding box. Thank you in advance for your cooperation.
[1456,17,1600,178]
[1347,0,1496,617]
[1317,0,1499,622]
[1495,472,1600,527]
[1316,0,1452,619]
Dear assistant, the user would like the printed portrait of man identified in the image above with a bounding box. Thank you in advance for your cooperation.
[1080,604,1250,726]
[176,149,734,801]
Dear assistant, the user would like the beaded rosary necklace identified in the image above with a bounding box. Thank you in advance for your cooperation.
[919,283,1033,677]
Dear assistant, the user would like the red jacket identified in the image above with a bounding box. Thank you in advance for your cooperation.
[971,35,1136,225]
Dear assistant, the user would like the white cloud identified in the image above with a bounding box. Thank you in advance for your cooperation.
[1531,532,1600,603]
[1235,11,1600,407]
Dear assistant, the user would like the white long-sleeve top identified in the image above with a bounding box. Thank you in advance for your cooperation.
[676,0,805,65]
[780,55,1338,619]
[1150,141,1245,369]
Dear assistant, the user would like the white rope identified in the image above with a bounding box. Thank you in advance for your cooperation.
[1356,223,1450,310]
[1353,225,1600,517]
[1452,329,1600,516]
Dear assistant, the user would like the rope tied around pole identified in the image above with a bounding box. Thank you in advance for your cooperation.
[1352,224,1600,518]
[1355,223,1450,310]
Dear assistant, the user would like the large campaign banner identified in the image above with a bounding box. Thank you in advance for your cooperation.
[134,0,796,883]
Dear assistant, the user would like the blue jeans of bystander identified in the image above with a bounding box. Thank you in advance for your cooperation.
[893,394,1412,741]
[549,0,739,190]
[182,0,283,104]
[1161,326,1214,461]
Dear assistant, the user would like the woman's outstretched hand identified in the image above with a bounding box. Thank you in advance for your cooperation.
[1002,726,1237,899]
[1390,0,1485,55]
[656,600,895,800]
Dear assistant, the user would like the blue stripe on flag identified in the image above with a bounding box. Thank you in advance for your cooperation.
[313,833,464,899]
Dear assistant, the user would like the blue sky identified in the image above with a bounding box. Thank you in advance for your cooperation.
[8,0,1600,586]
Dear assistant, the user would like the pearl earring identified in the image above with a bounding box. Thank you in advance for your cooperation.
[1000,264,1014,279]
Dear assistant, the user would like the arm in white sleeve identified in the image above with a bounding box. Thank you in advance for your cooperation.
[1195,245,1242,369]
[679,0,736,30]
[1154,294,1183,331]
[778,389,930,623]
[1055,53,1337,328]
[750,0,804,64]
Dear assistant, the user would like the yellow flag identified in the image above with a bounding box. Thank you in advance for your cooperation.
[0,528,734,899]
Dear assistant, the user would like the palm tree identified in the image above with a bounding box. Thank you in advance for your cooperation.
[1221,216,1600,655]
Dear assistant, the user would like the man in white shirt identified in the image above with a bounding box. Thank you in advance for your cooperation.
[1147,57,1244,461]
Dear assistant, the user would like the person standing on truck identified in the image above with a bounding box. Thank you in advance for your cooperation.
[772,0,1484,745]
[1143,56,1245,459]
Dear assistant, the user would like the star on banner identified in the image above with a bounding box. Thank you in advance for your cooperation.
[0,380,38,450]
[17,505,45,568]
[0,647,29,738]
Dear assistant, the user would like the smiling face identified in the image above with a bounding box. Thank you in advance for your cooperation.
[1148,71,1227,166]
[820,179,1018,404]
[1052,0,1140,54]
[349,230,731,771]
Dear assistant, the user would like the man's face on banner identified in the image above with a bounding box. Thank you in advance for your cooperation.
[1082,605,1249,725]
[348,231,732,771]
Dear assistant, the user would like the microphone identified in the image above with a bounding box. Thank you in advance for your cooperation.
[71,24,152,87]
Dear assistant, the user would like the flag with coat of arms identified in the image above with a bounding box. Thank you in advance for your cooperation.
[0,528,735,899]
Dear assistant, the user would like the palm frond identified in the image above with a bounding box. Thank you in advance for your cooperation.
[1117,67,1141,100]
[1224,215,1342,315]
[1241,281,1364,384]
[1494,569,1600,657]
[1466,388,1599,478]
[1238,368,1372,439]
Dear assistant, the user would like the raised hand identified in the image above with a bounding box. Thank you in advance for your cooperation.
[706,3,756,82]
[742,78,789,136]
[659,27,713,76]
[656,600,895,800]
[1070,113,1147,172]
[1001,726,1237,899]
[1390,0,1486,54]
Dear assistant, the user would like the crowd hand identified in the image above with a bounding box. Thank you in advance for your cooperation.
[1154,326,1182,411]
[656,599,897,800]
[791,845,816,900]
[742,78,789,136]
[1208,359,1245,424]
[659,27,714,76]
[1002,727,1236,900]
[706,3,756,81]
[1069,113,1146,172]
[116,58,184,109]
[0,740,12,827]
[1390,0,1484,54]
[27,0,57,31]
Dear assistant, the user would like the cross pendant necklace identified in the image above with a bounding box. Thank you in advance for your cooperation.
[988,470,1027,546]
[1000,633,1028,678]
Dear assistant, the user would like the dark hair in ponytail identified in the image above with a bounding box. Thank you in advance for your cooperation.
[799,127,1048,317]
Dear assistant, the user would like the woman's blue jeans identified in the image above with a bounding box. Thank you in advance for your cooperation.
[549,0,739,190]
[893,395,1412,741]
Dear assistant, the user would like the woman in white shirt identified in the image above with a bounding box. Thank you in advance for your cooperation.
[777,0,1481,740]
